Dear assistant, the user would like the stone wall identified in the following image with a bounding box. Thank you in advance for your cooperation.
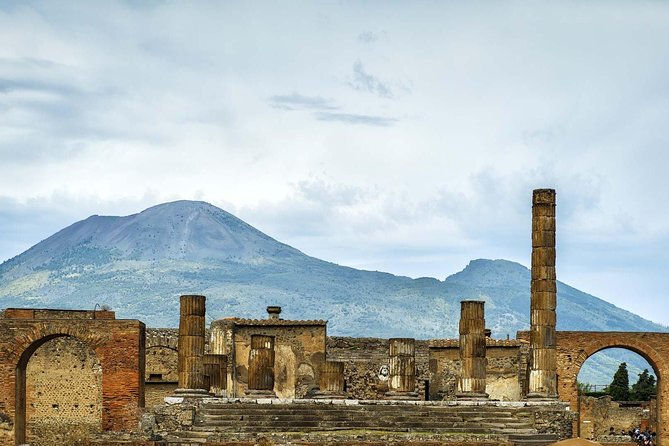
[429,339,522,401]
[326,337,431,400]
[579,396,648,440]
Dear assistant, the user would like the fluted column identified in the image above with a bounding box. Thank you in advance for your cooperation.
[311,360,347,399]
[457,300,488,399]
[527,188,558,399]
[385,338,419,400]
[175,294,208,396]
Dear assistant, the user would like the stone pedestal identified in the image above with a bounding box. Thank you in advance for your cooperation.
[175,295,208,397]
[457,300,489,400]
[385,338,419,400]
[527,189,558,399]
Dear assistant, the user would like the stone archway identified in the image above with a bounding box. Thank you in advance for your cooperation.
[0,309,145,445]
[517,331,669,445]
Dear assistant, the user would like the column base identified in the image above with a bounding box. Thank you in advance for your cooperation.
[525,392,559,400]
[455,392,489,400]
[246,389,277,398]
[171,388,210,398]
[384,391,420,401]
[310,390,348,399]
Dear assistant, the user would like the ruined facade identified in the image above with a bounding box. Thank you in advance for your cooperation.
[209,308,326,399]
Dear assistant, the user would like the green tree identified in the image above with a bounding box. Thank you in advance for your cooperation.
[631,368,656,401]
[609,362,630,401]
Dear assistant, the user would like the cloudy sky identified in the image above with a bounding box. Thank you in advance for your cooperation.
[1,1,668,325]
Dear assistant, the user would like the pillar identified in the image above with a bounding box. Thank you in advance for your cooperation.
[457,300,488,399]
[385,338,419,400]
[175,294,208,396]
[527,188,558,399]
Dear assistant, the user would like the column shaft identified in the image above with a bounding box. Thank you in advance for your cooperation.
[457,300,488,399]
[528,189,558,398]
[177,294,207,391]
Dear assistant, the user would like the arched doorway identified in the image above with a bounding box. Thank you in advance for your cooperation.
[577,348,658,441]
[0,312,144,446]
[23,335,103,445]
[550,331,668,445]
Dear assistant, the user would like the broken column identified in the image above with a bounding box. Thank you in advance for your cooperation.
[312,360,347,399]
[175,294,208,396]
[456,300,488,399]
[247,334,276,397]
[385,338,419,400]
[527,188,558,399]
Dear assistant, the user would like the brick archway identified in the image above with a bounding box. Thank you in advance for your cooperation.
[0,310,145,446]
[556,332,668,444]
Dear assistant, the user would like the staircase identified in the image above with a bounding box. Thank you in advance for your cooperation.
[165,399,556,445]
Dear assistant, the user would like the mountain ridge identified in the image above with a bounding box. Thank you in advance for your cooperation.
[2,200,665,384]
[1,199,665,335]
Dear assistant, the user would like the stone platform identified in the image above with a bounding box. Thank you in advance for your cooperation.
[148,398,573,445]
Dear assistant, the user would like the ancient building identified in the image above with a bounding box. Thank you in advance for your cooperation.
[209,306,326,399]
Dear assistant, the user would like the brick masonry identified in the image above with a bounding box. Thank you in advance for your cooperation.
[0,311,145,446]
[518,330,669,442]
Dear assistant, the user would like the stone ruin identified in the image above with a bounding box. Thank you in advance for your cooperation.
[0,189,666,445]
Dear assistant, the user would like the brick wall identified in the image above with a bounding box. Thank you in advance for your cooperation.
[0,316,145,446]
[25,337,103,445]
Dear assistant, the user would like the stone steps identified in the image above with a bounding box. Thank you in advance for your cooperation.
[191,401,537,437]
[507,433,559,446]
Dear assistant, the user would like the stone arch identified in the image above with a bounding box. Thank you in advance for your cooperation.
[0,312,144,446]
[554,332,668,444]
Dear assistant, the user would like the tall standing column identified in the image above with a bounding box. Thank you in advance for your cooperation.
[527,188,558,399]
[385,338,419,400]
[457,300,488,400]
[176,294,208,396]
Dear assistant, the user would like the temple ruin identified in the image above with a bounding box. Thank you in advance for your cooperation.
[0,188,666,445]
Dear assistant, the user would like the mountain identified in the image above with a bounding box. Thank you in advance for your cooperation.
[0,200,665,383]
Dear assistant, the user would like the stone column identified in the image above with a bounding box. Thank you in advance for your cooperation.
[175,294,208,396]
[385,338,419,400]
[527,188,558,399]
[312,360,347,399]
[457,300,488,399]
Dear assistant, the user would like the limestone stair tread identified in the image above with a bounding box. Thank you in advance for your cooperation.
[507,433,559,446]
[190,402,537,437]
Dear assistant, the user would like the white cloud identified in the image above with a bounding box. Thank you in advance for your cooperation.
[1,1,669,324]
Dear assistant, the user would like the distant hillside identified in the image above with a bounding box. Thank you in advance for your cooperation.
[0,200,665,383]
